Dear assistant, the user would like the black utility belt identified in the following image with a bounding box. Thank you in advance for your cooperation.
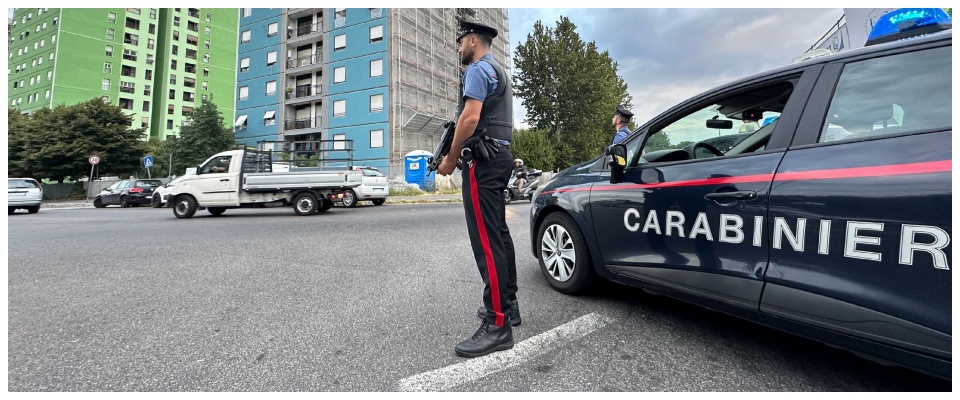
[461,135,508,162]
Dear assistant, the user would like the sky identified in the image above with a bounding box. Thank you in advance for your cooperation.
[8,7,843,130]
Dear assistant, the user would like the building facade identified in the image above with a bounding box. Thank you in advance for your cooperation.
[7,8,238,140]
[233,8,510,178]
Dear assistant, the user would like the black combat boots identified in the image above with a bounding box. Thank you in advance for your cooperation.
[477,299,521,326]
[454,320,514,358]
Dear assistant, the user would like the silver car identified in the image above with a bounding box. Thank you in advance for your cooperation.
[8,178,43,214]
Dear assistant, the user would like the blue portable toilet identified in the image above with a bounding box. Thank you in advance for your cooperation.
[404,150,435,192]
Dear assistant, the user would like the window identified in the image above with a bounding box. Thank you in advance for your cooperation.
[203,54,209,63]
[168,104,175,114]
[187,35,198,46]
[170,74,176,84]
[239,86,249,100]
[150,9,157,19]
[206,13,211,22]
[174,16,180,27]
[144,84,151,95]
[202,81,208,90]
[370,94,383,113]
[173,30,179,41]
[242,8,252,17]
[124,33,139,45]
[105,45,113,56]
[239,58,249,72]
[42,22,46,30]
[334,100,346,117]
[200,156,231,174]
[122,49,137,61]
[333,133,346,150]
[104,62,112,73]
[369,25,383,43]
[167,119,173,129]
[819,47,951,143]
[29,77,35,85]
[147,38,155,49]
[146,54,154,65]
[125,17,140,30]
[102,79,110,90]
[334,66,345,83]
[48,53,53,61]
[106,28,115,40]
[170,60,178,70]
[185,63,196,73]
[186,49,197,60]
[169,89,175,100]
[370,59,382,77]
[335,34,346,50]
[370,129,384,148]
[120,65,136,78]
[335,8,346,18]
[235,115,248,128]
[107,12,116,24]
[182,91,194,102]
[187,21,198,33]
[205,26,211,36]
[45,89,50,99]
[51,34,56,43]
[120,81,135,93]
[268,23,278,37]
[266,80,276,96]
[142,101,150,111]
[241,30,251,44]
[204,40,210,50]
[263,110,276,126]
[149,23,155,34]
[184,77,196,88]
[47,71,52,79]
[141,117,149,128]
[203,67,209,77]
[127,8,141,15]
[266,51,277,66]
[370,8,382,18]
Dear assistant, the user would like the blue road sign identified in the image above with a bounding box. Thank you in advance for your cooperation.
[143,155,154,168]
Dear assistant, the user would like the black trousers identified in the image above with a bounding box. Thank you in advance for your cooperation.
[461,148,517,327]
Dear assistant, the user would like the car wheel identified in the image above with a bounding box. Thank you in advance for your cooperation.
[317,198,333,213]
[153,194,163,208]
[8,207,15,215]
[173,195,197,219]
[342,190,358,208]
[372,198,385,206]
[207,207,226,216]
[93,197,105,208]
[537,212,596,294]
[504,189,513,205]
[27,205,40,214]
[119,196,129,208]
[293,192,318,215]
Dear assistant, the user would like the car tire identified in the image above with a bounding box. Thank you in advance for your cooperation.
[317,198,333,213]
[27,205,40,214]
[342,190,358,208]
[172,195,197,219]
[293,192,318,215]
[119,196,129,208]
[153,194,163,208]
[536,212,596,294]
[93,197,105,208]
[208,207,226,216]
[8,207,15,215]
[372,198,385,206]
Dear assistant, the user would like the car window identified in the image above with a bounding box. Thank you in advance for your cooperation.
[820,46,950,143]
[200,156,232,174]
[107,181,123,190]
[8,179,40,189]
[119,180,133,189]
[359,168,384,177]
[136,180,162,188]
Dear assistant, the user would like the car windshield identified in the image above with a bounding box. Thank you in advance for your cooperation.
[8,179,40,189]
[136,180,163,188]
[359,168,384,177]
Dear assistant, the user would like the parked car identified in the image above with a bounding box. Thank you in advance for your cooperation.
[152,176,185,208]
[8,178,43,214]
[340,166,388,207]
[93,179,163,208]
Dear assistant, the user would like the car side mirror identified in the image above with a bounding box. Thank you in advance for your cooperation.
[706,118,733,129]
[606,144,627,184]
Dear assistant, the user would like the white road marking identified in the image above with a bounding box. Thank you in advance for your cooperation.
[398,312,615,392]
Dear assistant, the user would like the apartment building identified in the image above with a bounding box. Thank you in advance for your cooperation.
[7,8,238,140]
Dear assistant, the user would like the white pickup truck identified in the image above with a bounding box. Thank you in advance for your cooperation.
[168,148,362,218]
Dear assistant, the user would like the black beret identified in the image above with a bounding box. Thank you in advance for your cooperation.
[615,105,634,120]
[457,19,498,43]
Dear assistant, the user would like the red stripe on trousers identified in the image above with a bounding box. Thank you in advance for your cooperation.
[469,163,504,327]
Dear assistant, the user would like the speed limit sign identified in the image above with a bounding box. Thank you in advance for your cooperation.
[89,155,101,165]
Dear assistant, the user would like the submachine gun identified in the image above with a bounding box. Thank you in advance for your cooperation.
[426,120,457,176]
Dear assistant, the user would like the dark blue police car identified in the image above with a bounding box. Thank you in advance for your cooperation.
[529,9,952,379]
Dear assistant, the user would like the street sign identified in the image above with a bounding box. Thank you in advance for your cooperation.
[143,155,154,168]
[89,155,101,165]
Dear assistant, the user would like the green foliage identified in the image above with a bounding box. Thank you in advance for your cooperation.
[165,97,237,175]
[390,187,426,196]
[510,128,555,172]
[513,16,632,171]
[277,152,320,167]
[645,132,673,152]
[7,99,147,182]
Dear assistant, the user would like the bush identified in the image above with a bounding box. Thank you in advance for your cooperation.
[390,187,426,196]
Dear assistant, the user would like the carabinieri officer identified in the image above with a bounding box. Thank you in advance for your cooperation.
[612,105,634,144]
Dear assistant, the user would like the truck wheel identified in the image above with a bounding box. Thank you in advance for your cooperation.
[317,198,333,213]
[208,207,226,216]
[342,190,358,208]
[27,205,40,214]
[173,195,197,219]
[93,197,105,208]
[537,212,596,294]
[119,196,129,208]
[293,193,318,215]
[372,198,385,206]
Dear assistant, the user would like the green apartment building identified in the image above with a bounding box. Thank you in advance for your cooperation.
[7,8,238,140]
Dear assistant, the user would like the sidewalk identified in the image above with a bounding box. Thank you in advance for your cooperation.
[41,194,464,208]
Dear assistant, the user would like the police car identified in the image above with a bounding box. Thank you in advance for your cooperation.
[529,9,951,379]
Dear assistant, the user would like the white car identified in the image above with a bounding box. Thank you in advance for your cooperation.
[341,166,388,207]
[152,176,185,208]
[8,178,43,214]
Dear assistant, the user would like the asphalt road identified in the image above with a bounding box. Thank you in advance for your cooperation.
[7,203,950,391]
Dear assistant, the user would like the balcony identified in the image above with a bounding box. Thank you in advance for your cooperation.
[287,22,322,44]
[284,117,323,135]
[188,8,200,18]
[286,54,322,72]
[120,86,135,94]
[287,8,313,18]
[284,84,323,105]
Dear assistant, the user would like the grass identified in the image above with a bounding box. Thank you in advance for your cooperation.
[389,187,462,196]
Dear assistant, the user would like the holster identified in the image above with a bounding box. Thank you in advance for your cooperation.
[462,136,502,162]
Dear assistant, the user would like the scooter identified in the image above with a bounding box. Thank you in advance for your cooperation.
[504,169,541,204]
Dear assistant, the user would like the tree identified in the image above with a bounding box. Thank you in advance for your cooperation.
[513,16,632,171]
[645,132,673,152]
[166,97,237,175]
[510,128,555,172]
[8,99,147,182]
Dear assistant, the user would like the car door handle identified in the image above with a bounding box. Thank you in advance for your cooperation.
[220,179,230,182]
[704,190,757,201]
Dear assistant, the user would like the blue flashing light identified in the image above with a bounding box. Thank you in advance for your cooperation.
[865,8,952,46]
[761,116,779,127]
